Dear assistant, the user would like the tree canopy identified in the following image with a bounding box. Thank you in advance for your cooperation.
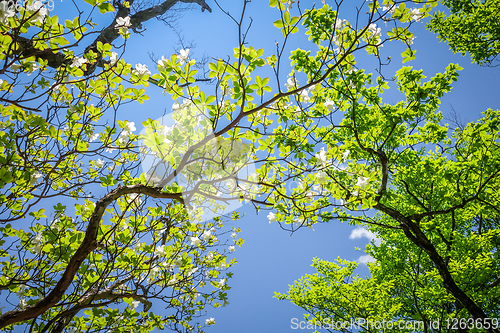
[427,0,500,65]
[0,0,498,332]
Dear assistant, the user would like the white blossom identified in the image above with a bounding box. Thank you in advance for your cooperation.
[228,246,235,252]
[168,275,178,286]
[32,232,43,254]
[316,171,327,183]
[175,257,184,267]
[315,147,328,167]
[134,242,142,253]
[201,230,212,241]
[162,261,174,271]
[367,23,382,39]
[205,318,215,326]
[342,149,350,161]
[27,1,48,23]
[218,278,226,288]
[410,8,423,22]
[105,146,116,154]
[382,4,396,15]
[178,49,190,65]
[115,16,132,33]
[0,2,15,25]
[285,76,298,90]
[267,212,276,223]
[299,88,310,103]
[70,57,87,68]
[158,55,168,67]
[189,236,201,246]
[19,297,27,309]
[30,171,43,185]
[109,52,118,65]
[346,67,357,74]
[356,176,370,190]
[161,124,174,137]
[133,63,151,79]
[294,216,305,226]
[16,284,28,296]
[131,300,140,309]
[89,133,99,142]
[123,121,136,134]
[154,245,166,257]
[94,159,105,168]
[324,100,335,111]
[188,267,198,276]
[129,193,142,205]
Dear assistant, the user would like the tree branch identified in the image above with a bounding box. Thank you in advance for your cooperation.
[0,184,182,329]
[375,201,498,332]
[10,0,212,73]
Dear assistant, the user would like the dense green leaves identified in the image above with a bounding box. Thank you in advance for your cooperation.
[427,0,500,65]
[1,0,499,332]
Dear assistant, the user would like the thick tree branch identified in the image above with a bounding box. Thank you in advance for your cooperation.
[10,0,211,73]
[0,185,182,329]
[375,202,498,333]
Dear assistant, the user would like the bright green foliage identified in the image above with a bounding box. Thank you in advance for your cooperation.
[0,2,239,332]
[1,0,497,331]
[427,0,500,65]
[267,1,500,329]
[274,53,500,333]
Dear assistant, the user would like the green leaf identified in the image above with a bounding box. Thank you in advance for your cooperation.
[273,19,284,29]
[98,3,115,13]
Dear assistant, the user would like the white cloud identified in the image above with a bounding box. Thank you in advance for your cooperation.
[350,227,376,241]
[350,227,381,265]
[349,227,381,246]
[358,255,376,264]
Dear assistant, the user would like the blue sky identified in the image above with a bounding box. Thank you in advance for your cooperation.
[48,0,500,332]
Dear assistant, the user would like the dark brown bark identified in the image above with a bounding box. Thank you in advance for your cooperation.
[375,202,498,333]
[10,0,211,73]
